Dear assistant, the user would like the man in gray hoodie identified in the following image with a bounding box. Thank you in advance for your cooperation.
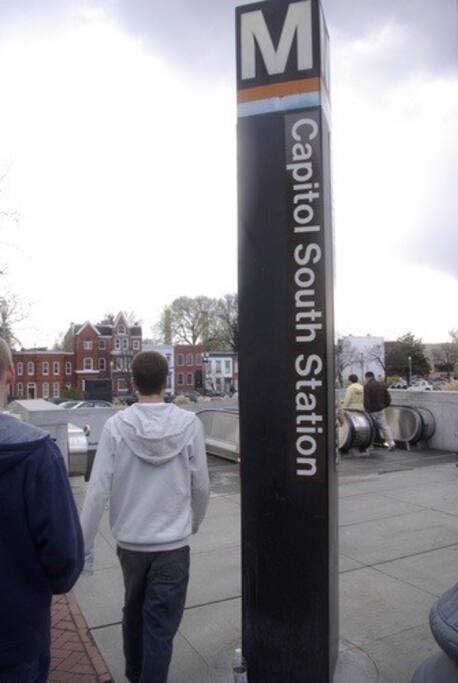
[81,351,210,683]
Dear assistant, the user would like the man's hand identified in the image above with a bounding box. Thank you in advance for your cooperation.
[81,551,95,577]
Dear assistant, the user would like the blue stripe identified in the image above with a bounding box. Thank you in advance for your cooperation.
[238,92,321,118]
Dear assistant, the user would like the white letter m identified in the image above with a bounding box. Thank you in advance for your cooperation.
[241,1,313,81]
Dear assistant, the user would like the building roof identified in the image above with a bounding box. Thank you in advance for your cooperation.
[72,321,142,337]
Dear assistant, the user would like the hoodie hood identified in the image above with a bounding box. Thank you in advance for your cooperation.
[0,414,48,475]
[116,403,196,466]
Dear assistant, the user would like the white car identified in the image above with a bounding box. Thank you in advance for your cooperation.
[407,379,433,391]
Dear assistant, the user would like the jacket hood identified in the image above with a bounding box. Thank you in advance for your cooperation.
[116,403,196,466]
[0,414,47,475]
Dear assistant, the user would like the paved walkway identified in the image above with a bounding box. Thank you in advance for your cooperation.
[70,448,458,682]
[50,594,112,682]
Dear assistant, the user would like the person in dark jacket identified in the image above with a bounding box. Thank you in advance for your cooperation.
[0,339,84,682]
[363,371,396,450]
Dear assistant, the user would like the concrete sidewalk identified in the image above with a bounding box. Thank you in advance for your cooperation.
[71,449,458,682]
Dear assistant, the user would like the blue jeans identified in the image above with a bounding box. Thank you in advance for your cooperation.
[0,652,50,683]
[117,545,190,683]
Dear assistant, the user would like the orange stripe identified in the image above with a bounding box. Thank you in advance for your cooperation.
[238,77,321,104]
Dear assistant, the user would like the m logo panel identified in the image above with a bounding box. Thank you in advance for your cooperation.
[240,1,313,80]
[236,0,319,92]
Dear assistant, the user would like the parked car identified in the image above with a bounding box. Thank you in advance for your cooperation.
[389,380,408,389]
[70,400,112,408]
[407,380,433,392]
[59,400,80,409]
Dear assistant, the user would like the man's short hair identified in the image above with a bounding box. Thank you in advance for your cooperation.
[348,374,359,383]
[365,371,375,380]
[0,338,12,377]
[132,351,168,396]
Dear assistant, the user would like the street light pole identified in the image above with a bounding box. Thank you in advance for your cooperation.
[202,352,209,394]
[408,355,412,386]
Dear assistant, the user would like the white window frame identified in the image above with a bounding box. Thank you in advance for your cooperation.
[98,358,106,371]
[17,362,23,376]
[115,338,121,350]
[187,373,193,386]
[83,340,93,350]
[98,340,106,350]
[42,382,49,399]
[53,361,60,375]
[122,338,129,350]
[65,361,72,375]
[186,354,193,366]
[116,358,123,370]
[27,382,36,398]
[42,361,49,376]
[16,382,23,397]
[177,372,184,386]
[133,339,140,350]
[83,357,93,371]
[53,382,60,398]
[177,354,184,366]
[27,361,34,375]
[118,324,126,335]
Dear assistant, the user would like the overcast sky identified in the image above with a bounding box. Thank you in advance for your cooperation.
[0,0,457,347]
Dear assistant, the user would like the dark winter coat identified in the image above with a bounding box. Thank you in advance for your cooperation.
[0,414,84,672]
[363,379,391,413]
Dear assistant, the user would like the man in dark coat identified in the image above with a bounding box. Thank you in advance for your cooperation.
[0,338,84,681]
[364,371,396,450]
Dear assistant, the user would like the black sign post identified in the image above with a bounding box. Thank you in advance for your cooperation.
[236,1,337,681]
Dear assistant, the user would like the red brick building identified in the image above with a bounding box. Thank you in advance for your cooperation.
[64,312,142,398]
[10,312,142,401]
[174,344,204,394]
[11,349,74,400]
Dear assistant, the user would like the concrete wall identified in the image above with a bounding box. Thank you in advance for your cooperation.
[57,407,122,449]
[389,390,458,452]
[9,400,71,468]
[7,402,123,466]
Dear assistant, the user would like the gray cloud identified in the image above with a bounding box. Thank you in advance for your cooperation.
[3,1,455,81]
[105,0,458,83]
[1,0,456,279]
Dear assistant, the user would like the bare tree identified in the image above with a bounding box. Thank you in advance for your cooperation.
[0,164,19,276]
[212,294,239,351]
[366,342,386,374]
[0,292,27,348]
[157,296,216,345]
[335,338,359,387]
[432,329,458,376]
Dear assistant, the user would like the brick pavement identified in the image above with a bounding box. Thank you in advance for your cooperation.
[50,593,112,683]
